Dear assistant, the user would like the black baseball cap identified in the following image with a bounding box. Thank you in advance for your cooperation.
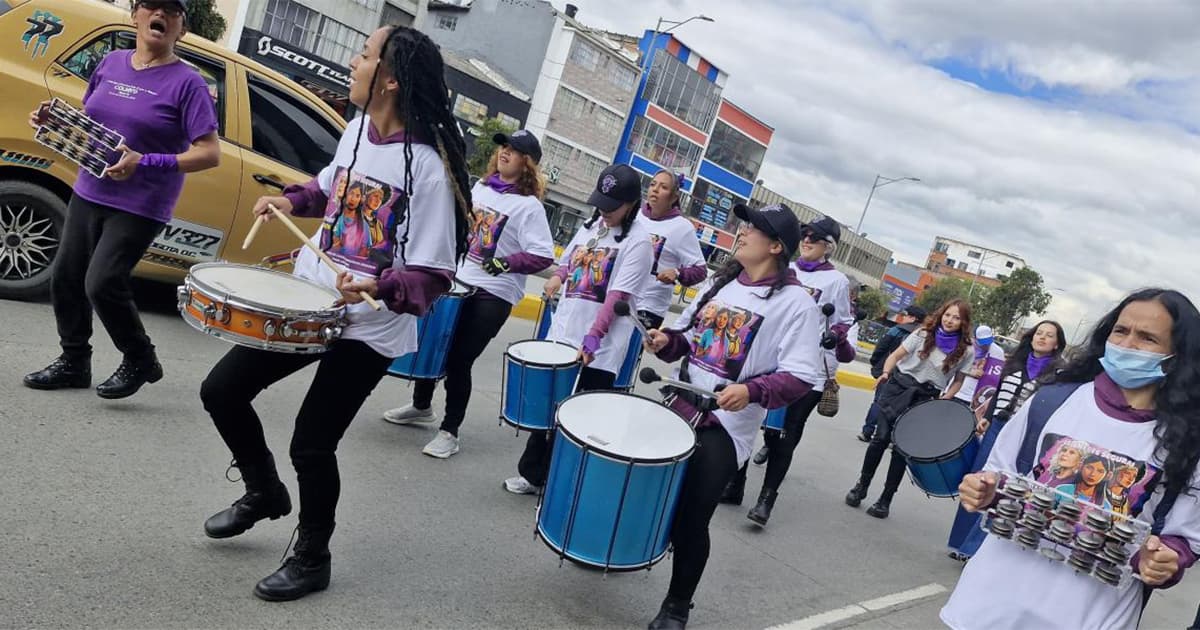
[733,203,802,257]
[588,164,642,212]
[493,129,541,164]
[138,0,189,14]
[802,216,842,245]
[901,305,927,321]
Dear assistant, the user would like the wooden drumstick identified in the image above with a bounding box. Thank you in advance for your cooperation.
[267,203,383,311]
[242,215,264,250]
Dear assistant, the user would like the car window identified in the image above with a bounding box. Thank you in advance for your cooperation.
[58,31,227,136]
[247,74,340,176]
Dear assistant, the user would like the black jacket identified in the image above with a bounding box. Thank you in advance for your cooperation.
[869,322,918,378]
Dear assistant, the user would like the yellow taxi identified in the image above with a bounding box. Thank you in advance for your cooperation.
[0,0,345,298]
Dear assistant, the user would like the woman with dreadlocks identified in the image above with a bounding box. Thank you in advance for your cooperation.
[503,163,653,495]
[640,203,824,629]
[197,25,471,602]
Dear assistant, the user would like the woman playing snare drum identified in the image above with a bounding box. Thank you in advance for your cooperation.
[642,203,825,629]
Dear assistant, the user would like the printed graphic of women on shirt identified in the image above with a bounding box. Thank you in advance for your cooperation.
[800,283,824,303]
[467,206,509,262]
[648,233,667,275]
[1056,455,1113,510]
[363,186,391,251]
[689,301,763,381]
[321,169,400,274]
[1031,433,1160,519]
[1106,464,1144,516]
[563,244,616,303]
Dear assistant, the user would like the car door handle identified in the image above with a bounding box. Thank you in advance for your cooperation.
[253,174,286,190]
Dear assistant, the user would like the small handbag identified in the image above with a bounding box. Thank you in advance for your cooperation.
[817,360,840,417]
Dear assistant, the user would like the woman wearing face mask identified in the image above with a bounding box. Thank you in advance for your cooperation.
[639,170,708,329]
[947,320,1065,561]
[944,289,1200,629]
[845,299,975,519]
[503,164,654,495]
[382,130,555,459]
[721,216,856,526]
[24,0,220,399]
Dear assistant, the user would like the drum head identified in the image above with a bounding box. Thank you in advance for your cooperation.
[191,264,338,311]
[507,340,578,366]
[892,399,975,461]
[557,392,695,463]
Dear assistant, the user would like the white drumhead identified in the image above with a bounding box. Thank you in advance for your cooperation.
[557,393,694,460]
[191,264,338,311]
[507,340,579,365]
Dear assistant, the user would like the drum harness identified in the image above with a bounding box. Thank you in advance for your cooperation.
[660,354,727,430]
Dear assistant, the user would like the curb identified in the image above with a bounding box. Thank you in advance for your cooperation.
[511,294,876,391]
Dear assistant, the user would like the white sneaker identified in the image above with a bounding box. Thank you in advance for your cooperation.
[504,476,541,495]
[382,404,435,425]
[422,430,460,459]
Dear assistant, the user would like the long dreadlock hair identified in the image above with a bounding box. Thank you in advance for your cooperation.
[582,201,640,243]
[679,247,791,334]
[335,25,472,270]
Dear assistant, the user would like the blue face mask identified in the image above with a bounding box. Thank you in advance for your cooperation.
[1099,342,1172,389]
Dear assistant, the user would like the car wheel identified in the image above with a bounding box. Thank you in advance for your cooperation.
[0,180,66,300]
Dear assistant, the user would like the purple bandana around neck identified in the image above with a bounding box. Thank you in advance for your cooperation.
[1026,353,1054,380]
[934,327,961,354]
[796,259,833,272]
[484,173,519,194]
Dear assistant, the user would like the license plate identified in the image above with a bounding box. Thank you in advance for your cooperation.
[148,219,224,262]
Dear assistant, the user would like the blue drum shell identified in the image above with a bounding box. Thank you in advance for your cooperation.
[388,291,468,380]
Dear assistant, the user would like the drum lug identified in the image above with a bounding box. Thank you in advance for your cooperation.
[263,320,277,337]
[320,324,343,342]
[202,304,217,322]
[214,304,231,325]
[176,286,191,312]
[282,323,297,339]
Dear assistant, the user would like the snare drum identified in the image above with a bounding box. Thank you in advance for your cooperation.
[501,340,581,431]
[891,399,979,498]
[762,406,787,431]
[388,281,472,380]
[613,328,644,391]
[537,392,695,571]
[178,263,344,353]
[534,297,556,341]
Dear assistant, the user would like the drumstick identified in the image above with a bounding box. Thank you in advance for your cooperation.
[267,204,383,311]
[242,215,264,250]
[639,368,724,399]
[613,300,651,339]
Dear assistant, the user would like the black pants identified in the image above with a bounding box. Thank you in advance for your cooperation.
[411,294,512,436]
[730,389,823,493]
[516,366,614,486]
[200,340,391,529]
[858,400,909,499]
[668,424,738,601]
[53,195,163,361]
[639,310,665,330]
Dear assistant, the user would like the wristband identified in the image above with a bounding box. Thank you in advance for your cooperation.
[139,153,179,172]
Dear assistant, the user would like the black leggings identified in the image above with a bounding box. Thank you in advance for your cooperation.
[858,399,909,499]
[200,340,392,529]
[53,195,163,361]
[516,366,614,486]
[411,294,513,436]
[668,425,738,601]
[731,390,823,492]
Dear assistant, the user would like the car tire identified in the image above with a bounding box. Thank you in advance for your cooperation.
[0,180,67,300]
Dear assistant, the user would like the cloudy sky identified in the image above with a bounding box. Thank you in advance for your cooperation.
[571,0,1200,342]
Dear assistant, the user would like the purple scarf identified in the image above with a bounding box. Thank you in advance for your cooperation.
[934,327,960,354]
[1026,353,1054,380]
[796,259,835,272]
[484,173,518,194]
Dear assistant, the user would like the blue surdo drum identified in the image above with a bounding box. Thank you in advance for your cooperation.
[891,398,979,498]
[537,392,695,571]
[761,406,787,431]
[613,327,644,391]
[534,297,556,341]
[500,340,581,431]
[388,281,471,380]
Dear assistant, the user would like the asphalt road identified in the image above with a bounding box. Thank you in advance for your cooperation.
[1,284,1196,629]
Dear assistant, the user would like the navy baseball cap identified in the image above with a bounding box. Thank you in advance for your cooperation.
[734,203,802,257]
[802,216,842,245]
[493,129,541,164]
[588,164,642,212]
[139,0,189,14]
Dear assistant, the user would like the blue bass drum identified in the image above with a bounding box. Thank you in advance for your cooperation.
[613,327,643,391]
[891,399,980,498]
[501,340,581,431]
[537,392,695,571]
[761,406,787,431]
[388,281,471,380]
[534,297,555,341]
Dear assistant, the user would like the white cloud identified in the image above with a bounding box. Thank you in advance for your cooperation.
[568,0,1200,333]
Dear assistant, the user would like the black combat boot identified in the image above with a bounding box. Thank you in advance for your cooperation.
[95,355,163,399]
[746,488,778,526]
[648,595,693,629]
[23,355,91,390]
[718,474,745,506]
[204,457,292,538]
[845,478,869,508]
[254,524,334,602]
[866,492,894,519]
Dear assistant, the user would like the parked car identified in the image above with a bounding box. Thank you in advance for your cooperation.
[0,0,346,299]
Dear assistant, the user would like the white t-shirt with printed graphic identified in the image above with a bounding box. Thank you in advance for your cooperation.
[640,213,707,318]
[454,181,555,305]
[668,278,826,465]
[941,382,1200,630]
[547,218,654,375]
[292,115,457,358]
[793,265,854,392]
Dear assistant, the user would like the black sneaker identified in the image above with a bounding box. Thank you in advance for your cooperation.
[23,355,91,390]
[96,357,163,399]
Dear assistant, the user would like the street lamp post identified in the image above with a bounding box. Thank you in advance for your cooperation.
[855,174,920,234]
[967,250,995,299]
[641,14,715,78]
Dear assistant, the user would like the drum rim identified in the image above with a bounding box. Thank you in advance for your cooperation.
[533,520,669,572]
[554,391,697,464]
[892,398,977,463]
[504,339,582,369]
[187,262,343,317]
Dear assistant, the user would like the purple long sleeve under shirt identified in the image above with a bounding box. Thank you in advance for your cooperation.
[677,263,708,287]
[582,290,632,355]
[282,178,328,218]
[503,253,554,275]
[376,266,453,317]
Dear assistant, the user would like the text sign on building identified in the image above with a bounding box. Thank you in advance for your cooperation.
[882,276,917,313]
[240,29,351,90]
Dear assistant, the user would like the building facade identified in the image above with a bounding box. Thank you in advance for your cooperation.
[925,236,1026,288]
[881,261,938,316]
[750,184,893,288]
[439,50,531,157]
[424,0,555,98]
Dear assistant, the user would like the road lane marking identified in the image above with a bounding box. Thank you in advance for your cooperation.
[765,583,948,630]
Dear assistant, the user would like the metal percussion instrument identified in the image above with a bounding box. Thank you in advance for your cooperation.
[34,98,124,179]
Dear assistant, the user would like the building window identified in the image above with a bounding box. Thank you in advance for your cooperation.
[595,107,622,134]
[1005,260,1015,269]
[380,2,416,27]
[688,179,744,232]
[452,94,488,126]
[610,64,637,92]
[958,262,970,271]
[436,14,458,31]
[569,40,601,71]
[945,258,956,268]
[263,0,318,49]
[556,87,588,118]
[582,154,607,182]
[644,53,720,131]
[542,137,574,169]
[934,241,949,253]
[312,17,367,66]
[496,112,521,130]
[625,116,703,172]
[704,120,766,181]
[967,250,982,259]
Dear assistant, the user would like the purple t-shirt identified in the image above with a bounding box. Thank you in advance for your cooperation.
[72,50,218,222]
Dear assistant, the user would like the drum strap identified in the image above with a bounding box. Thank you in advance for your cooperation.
[666,355,720,427]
